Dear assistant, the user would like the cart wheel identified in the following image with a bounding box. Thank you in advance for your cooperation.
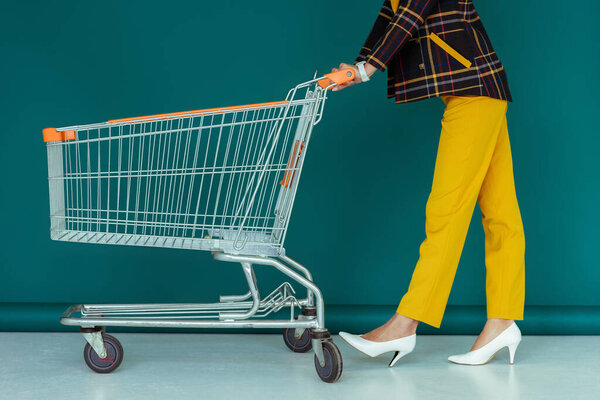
[314,341,343,383]
[83,334,123,373]
[283,327,312,353]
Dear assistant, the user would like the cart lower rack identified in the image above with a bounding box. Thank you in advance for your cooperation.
[43,69,355,383]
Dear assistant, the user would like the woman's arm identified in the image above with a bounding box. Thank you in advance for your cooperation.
[363,0,439,71]
[355,1,395,65]
[333,0,438,91]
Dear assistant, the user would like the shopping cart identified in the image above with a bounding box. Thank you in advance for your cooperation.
[43,69,355,383]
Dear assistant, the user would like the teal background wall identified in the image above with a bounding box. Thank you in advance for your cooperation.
[1,1,599,333]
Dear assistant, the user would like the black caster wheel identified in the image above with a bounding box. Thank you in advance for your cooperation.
[314,341,343,383]
[283,326,312,353]
[83,333,124,373]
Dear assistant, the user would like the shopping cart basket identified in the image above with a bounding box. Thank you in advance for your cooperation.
[43,69,355,383]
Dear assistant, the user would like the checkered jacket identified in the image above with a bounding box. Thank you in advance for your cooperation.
[356,0,512,103]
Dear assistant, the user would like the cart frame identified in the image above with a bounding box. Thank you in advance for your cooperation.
[44,69,355,382]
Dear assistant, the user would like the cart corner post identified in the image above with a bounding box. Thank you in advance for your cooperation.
[43,127,66,238]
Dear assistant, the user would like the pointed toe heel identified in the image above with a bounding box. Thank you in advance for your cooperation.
[447,322,522,366]
[339,332,416,367]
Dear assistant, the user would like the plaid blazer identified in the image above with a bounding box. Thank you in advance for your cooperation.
[356,0,512,104]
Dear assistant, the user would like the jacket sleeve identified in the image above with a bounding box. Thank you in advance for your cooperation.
[359,0,439,71]
[355,1,395,64]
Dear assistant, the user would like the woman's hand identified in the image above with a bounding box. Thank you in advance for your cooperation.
[331,62,377,91]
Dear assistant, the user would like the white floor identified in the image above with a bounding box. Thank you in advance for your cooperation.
[0,333,598,400]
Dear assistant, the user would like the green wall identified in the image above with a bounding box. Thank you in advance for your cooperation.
[1,1,599,333]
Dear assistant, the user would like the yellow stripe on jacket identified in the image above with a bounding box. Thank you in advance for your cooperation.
[428,32,472,68]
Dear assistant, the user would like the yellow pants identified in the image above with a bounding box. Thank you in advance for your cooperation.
[396,95,525,328]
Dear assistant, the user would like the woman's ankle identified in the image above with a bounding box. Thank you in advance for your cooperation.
[486,318,514,329]
[392,313,419,334]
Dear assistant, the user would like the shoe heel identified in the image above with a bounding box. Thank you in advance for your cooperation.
[508,342,519,365]
[388,351,410,368]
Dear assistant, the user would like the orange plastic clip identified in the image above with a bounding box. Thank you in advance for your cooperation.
[43,128,77,143]
[280,140,305,188]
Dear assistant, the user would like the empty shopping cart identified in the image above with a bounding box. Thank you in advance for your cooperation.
[43,69,355,383]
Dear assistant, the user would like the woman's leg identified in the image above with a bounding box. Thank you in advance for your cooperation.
[470,110,525,350]
[478,114,525,320]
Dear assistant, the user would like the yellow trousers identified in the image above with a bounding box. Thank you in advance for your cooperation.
[396,95,525,328]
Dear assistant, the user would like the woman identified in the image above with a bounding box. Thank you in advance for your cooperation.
[334,0,525,367]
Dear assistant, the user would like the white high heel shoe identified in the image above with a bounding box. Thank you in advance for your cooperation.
[339,332,416,367]
[448,322,522,365]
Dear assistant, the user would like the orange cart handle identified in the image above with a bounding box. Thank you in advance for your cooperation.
[317,68,356,89]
